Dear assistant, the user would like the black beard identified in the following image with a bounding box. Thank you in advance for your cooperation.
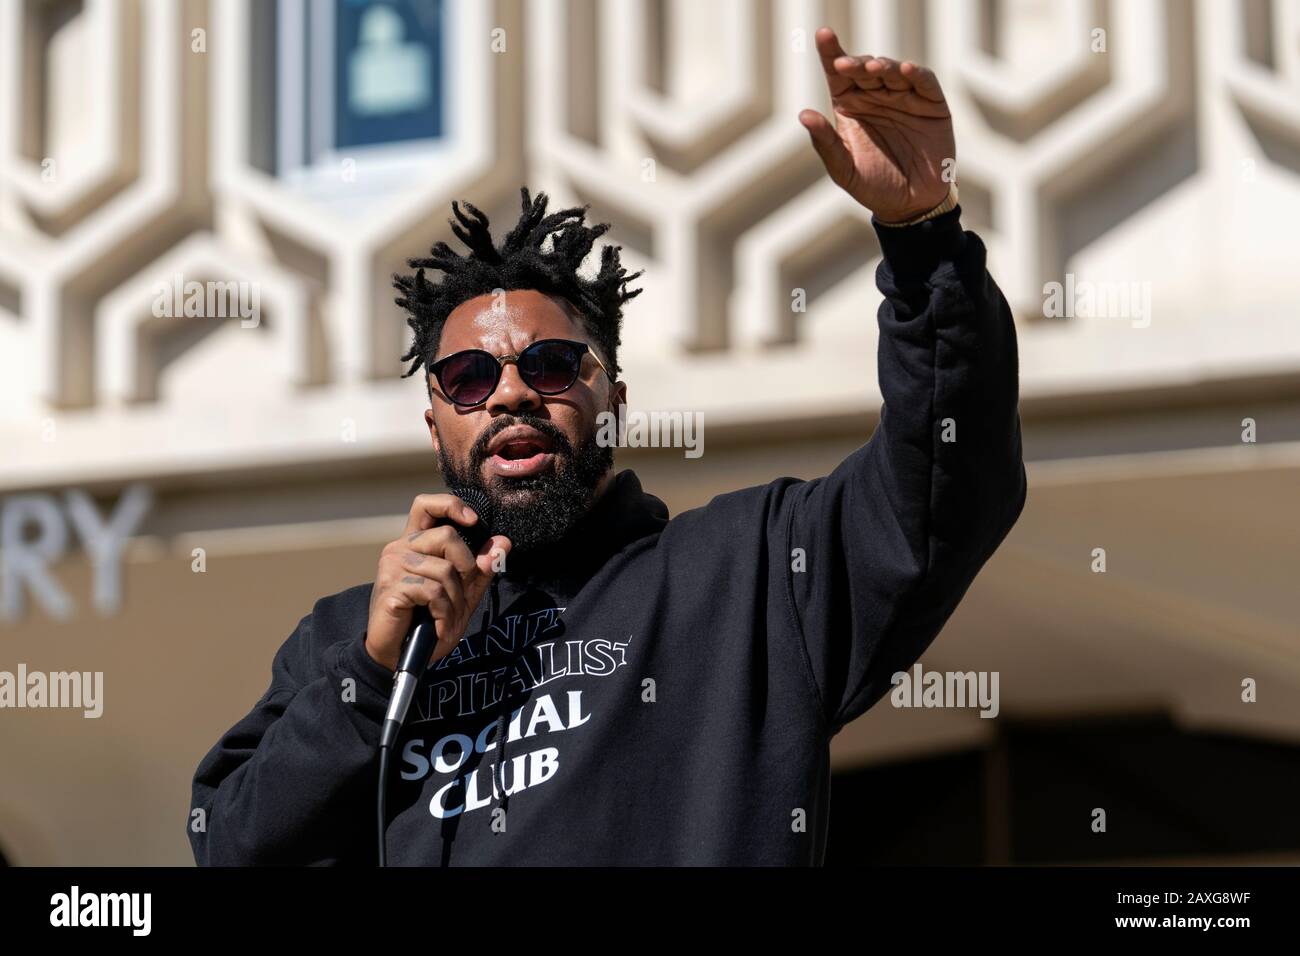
[436,413,613,555]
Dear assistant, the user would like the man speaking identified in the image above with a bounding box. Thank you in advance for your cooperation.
[188,28,1026,866]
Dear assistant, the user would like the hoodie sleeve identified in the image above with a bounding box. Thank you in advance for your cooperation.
[188,588,395,865]
[778,206,1027,738]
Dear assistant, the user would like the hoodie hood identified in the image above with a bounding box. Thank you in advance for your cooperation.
[495,468,670,586]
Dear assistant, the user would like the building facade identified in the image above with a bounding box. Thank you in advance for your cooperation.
[1,0,1298,865]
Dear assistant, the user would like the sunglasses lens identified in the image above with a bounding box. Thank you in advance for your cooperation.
[520,341,582,393]
[439,351,498,406]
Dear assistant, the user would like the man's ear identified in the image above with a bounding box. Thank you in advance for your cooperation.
[424,407,441,455]
[609,380,628,414]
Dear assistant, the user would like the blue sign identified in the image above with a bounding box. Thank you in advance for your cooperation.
[334,0,443,149]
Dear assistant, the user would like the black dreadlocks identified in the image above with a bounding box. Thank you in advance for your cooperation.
[393,187,643,382]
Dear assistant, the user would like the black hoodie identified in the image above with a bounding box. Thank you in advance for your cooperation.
[188,207,1027,866]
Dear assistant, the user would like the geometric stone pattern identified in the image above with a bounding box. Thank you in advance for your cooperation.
[2,0,1298,487]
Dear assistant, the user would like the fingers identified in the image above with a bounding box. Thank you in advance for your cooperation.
[398,550,467,607]
[831,54,880,91]
[474,534,513,576]
[382,574,465,651]
[402,492,479,537]
[811,25,946,110]
[390,517,513,591]
[400,524,478,576]
[900,60,945,101]
[374,570,454,625]
[374,528,511,658]
[799,109,855,186]
[368,500,509,670]
[833,54,904,91]
[828,48,945,100]
[813,26,854,96]
[391,528,511,597]
[871,57,913,91]
[381,541,467,611]
[395,556,467,631]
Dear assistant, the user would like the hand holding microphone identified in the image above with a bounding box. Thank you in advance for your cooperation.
[371,488,508,863]
[365,490,511,673]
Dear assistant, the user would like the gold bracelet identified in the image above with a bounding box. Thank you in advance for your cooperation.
[875,184,959,227]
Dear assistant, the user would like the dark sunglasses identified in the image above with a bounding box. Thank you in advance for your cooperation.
[429,338,614,408]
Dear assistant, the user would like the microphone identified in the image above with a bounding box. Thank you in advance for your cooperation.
[379,486,494,751]
[377,486,494,864]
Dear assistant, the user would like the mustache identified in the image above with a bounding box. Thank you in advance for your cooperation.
[470,414,576,465]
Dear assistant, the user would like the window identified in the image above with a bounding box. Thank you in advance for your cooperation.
[264,0,450,196]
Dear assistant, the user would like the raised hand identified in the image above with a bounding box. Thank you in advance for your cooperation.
[799,27,955,222]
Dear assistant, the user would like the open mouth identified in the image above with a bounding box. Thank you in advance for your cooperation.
[485,431,559,477]
[494,438,550,460]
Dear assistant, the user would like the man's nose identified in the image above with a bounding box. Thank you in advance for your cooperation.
[486,362,541,414]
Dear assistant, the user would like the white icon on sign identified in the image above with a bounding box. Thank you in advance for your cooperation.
[348,5,431,116]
